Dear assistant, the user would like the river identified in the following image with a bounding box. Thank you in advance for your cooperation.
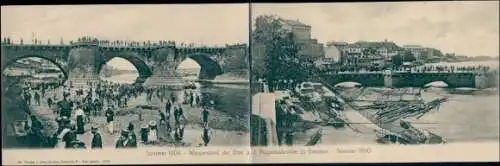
[102,73,250,130]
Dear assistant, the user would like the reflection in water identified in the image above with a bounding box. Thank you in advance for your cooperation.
[195,84,249,120]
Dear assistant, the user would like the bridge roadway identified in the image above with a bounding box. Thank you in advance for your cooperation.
[1,38,248,88]
[316,70,498,89]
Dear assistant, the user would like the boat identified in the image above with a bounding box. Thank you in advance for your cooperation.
[375,120,446,145]
[325,109,346,128]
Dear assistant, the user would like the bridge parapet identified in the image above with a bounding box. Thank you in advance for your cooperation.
[319,70,497,89]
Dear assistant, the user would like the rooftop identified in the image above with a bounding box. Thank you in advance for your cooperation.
[403,45,424,48]
[279,18,310,27]
[350,41,400,49]
[326,41,349,47]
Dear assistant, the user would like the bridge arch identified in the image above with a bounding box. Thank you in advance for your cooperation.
[423,80,450,88]
[334,81,363,88]
[99,52,153,84]
[1,55,68,79]
[180,52,223,80]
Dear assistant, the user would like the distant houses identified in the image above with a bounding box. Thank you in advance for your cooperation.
[321,39,450,69]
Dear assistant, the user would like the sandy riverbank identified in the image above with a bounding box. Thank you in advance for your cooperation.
[27,87,249,148]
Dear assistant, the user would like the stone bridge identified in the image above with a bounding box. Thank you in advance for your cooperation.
[317,70,498,89]
[1,39,248,87]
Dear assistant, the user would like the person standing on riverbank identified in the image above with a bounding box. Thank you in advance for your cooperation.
[91,126,103,149]
[202,107,209,127]
[47,96,53,109]
[201,127,211,147]
[159,109,167,125]
[140,124,149,144]
[74,104,85,136]
[34,91,41,105]
[189,92,194,107]
[83,100,92,122]
[195,94,201,107]
[97,98,104,116]
[115,129,129,148]
[148,121,159,145]
[58,96,73,118]
[127,123,137,148]
[105,106,115,134]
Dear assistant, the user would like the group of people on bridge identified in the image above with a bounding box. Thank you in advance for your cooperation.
[2,36,231,49]
[255,78,298,93]
[76,36,177,47]
[321,65,494,74]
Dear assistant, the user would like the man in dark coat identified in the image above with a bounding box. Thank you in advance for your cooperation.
[165,100,172,115]
[93,98,102,116]
[47,97,53,109]
[159,110,166,125]
[140,124,149,144]
[127,123,137,148]
[202,127,210,147]
[63,124,77,148]
[34,92,41,105]
[115,129,129,148]
[91,126,103,149]
[28,115,44,147]
[195,95,201,107]
[58,97,72,118]
[202,107,209,127]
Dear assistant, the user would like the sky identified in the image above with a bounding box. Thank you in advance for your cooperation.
[1,4,248,70]
[253,2,499,57]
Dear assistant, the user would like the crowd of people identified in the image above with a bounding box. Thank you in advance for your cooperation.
[76,36,177,47]
[255,78,298,93]
[2,36,243,49]
[321,64,494,74]
[18,79,216,149]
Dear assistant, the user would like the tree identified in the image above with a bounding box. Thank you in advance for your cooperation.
[433,49,444,57]
[391,54,403,66]
[252,15,312,92]
[402,50,416,62]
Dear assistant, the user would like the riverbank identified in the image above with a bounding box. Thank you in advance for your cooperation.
[21,85,249,148]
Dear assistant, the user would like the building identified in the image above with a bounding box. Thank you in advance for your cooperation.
[279,19,312,42]
[403,45,430,63]
[347,40,401,59]
[402,45,447,63]
[278,18,325,60]
[3,67,34,76]
[251,17,325,77]
[333,40,401,69]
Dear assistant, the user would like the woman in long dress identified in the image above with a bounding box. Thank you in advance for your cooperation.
[74,105,85,135]
[147,121,158,145]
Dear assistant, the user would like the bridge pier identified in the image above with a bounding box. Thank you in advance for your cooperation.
[142,58,184,87]
[66,45,100,89]
[475,72,490,89]
[1,41,248,88]
[383,70,393,88]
